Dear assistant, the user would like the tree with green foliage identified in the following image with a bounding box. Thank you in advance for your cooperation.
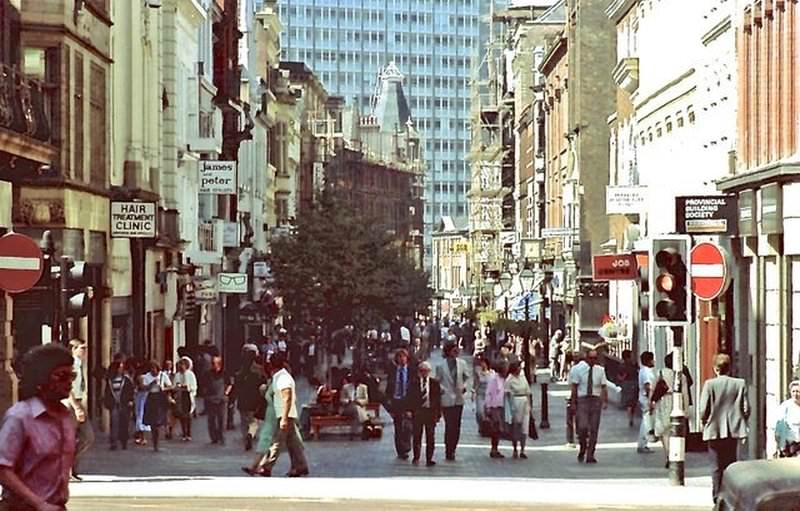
[270,193,432,334]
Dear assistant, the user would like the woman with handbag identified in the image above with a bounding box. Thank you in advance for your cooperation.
[652,353,690,468]
[173,357,198,442]
[775,380,800,457]
[141,361,172,452]
[484,362,508,458]
[504,361,532,459]
[104,360,135,450]
[474,356,493,436]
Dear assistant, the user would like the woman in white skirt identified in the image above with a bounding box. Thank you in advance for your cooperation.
[652,353,690,469]
[504,361,532,459]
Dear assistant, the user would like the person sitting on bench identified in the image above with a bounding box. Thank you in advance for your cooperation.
[340,372,370,437]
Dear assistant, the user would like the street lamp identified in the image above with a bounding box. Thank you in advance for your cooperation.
[499,271,512,318]
[518,267,535,383]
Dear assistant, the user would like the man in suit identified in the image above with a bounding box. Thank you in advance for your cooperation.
[436,341,473,461]
[384,349,413,459]
[699,353,750,503]
[408,361,441,466]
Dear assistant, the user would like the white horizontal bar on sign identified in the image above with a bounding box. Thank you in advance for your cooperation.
[691,263,724,278]
[0,256,41,271]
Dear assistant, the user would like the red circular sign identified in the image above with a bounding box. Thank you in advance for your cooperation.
[0,233,44,294]
[690,242,728,301]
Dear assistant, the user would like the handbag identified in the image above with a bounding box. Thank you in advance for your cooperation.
[651,370,670,403]
[528,407,538,440]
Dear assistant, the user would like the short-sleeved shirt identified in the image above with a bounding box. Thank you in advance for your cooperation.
[272,369,298,419]
[0,397,76,507]
[569,361,608,398]
[639,366,656,401]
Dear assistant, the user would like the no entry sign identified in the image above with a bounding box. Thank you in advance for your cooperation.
[690,242,729,301]
[0,233,44,294]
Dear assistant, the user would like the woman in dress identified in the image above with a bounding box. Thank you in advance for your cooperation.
[474,356,493,436]
[504,361,532,459]
[242,361,279,476]
[133,359,151,446]
[775,380,800,457]
[173,356,198,441]
[484,362,508,458]
[652,353,690,468]
[103,360,135,450]
[141,361,172,451]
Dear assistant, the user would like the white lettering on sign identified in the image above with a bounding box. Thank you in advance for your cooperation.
[684,197,727,220]
[199,161,237,195]
[111,202,157,238]
[611,259,631,268]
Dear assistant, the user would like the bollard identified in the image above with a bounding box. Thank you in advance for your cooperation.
[540,383,550,429]
[566,397,575,445]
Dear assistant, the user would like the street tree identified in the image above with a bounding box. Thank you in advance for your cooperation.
[270,193,431,335]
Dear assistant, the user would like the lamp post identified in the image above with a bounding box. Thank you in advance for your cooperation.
[499,271,512,318]
[518,267,535,384]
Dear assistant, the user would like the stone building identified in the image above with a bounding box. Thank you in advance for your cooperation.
[717,0,800,459]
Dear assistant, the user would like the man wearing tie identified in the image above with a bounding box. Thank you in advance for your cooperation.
[436,341,473,461]
[408,361,441,466]
[384,349,413,459]
[569,349,608,464]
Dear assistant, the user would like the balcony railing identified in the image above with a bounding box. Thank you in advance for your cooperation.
[0,64,52,143]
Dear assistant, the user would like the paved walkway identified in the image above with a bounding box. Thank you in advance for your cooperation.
[73,349,714,508]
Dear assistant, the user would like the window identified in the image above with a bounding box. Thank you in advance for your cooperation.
[89,63,106,186]
[73,51,84,181]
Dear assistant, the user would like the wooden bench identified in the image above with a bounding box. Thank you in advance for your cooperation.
[308,403,383,440]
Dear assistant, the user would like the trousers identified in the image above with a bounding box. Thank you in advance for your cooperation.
[206,400,225,443]
[262,419,308,473]
[708,437,738,502]
[576,396,602,459]
[442,405,464,457]
[391,411,413,456]
[413,409,437,462]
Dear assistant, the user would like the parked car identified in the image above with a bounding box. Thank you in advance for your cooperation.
[715,458,800,511]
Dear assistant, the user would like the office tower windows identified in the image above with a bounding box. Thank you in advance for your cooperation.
[279,0,501,268]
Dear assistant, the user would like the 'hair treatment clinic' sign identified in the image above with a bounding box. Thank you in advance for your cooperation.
[111,202,157,238]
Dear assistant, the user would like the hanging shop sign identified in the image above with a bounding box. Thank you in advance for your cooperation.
[675,195,738,235]
[218,272,248,294]
[199,161,237,195]
[111,201,157,238]
[592,254,638,281]
[606,185,648,215]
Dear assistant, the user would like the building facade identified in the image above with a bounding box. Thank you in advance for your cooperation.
[276,0,506,268]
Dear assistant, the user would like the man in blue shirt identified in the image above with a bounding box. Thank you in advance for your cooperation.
[384,349,413,459]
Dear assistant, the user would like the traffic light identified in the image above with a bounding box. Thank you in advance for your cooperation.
[648,236,691,325]
[638,253,649,322]
[60,257,92,318]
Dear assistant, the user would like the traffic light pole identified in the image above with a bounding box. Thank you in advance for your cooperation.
[669,325,686,487]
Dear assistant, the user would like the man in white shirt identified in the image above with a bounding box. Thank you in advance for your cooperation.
[261,353,309,477]
[569,349,608,464]
[67,340,94,481]
[637,351,656,454]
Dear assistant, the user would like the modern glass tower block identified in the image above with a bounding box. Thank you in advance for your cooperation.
[276,0,502,270]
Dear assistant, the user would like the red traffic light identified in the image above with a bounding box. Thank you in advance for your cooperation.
[655,248,681,270]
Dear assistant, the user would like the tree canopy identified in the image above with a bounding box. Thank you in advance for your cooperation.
[270,193,432,334]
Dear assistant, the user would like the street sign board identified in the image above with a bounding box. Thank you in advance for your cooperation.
[199,161,236,194]
[606,185,648,214]
[218,272,248,294]
[542,227,572,238]
[675,195,738,235]
[0,232,44,293]
[690,242,729,301]
[111,201,157,238]
[193,276,218,304]
[592,254,638,281]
